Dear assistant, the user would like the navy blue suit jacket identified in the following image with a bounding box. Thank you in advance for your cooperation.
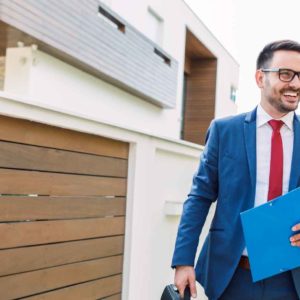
[172,108,300,300]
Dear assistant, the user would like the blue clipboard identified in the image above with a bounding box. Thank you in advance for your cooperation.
[240,187,300,282]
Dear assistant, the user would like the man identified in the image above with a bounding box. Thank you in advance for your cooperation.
[172,40,300,300]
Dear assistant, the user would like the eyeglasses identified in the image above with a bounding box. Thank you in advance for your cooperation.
[261,68,300,82]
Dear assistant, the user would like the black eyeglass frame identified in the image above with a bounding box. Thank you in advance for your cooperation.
[261,68,300,82]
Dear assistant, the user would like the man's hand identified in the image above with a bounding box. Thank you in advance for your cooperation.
[290,224,300,246]
[174,265,197,298]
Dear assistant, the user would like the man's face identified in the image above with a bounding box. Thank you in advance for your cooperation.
[257,50,300,115]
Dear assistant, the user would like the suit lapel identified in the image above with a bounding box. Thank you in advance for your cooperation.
[289,114,300,191]
[244,108,257,192]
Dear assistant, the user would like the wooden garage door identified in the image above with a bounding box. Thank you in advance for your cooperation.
[0,116,128,300]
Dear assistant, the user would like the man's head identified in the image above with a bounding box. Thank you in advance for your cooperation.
[256,40,300,118]
[256,40,300,70]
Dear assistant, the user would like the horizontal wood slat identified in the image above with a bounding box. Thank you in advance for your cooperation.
[0,217,125,249]
[0,236,124,277]
[101,294,121,300]
[0,255,123,300]
[0,116,128,159]
[23,274,122,300]
[0,169,126,196]
[0,56,4,91]
[0,141,127,177]
[0,196,125,221]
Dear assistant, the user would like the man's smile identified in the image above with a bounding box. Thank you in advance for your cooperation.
[282,90,300,102]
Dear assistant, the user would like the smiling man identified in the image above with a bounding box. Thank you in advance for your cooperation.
[172,40,300,300]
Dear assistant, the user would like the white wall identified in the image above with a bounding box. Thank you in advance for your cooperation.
[4,47,182,139]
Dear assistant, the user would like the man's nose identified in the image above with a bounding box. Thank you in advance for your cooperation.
[289,74,300,88]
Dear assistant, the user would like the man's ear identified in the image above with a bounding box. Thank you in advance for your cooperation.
[255,69,264,88]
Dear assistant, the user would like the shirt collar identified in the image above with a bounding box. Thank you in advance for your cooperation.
[257,104,294,131]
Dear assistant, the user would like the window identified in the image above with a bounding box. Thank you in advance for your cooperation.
[98,6,125,33]
[230,85,237,103]
[154,48,170,66]
[146,7,163,45]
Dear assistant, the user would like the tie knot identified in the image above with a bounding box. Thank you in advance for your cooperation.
[268,120,284,132]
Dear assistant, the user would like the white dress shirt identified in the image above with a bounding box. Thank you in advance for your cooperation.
[242,104,294,256]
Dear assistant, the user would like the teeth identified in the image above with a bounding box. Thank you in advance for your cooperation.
[284,92,298,96]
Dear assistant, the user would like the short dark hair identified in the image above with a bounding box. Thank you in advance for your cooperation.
[256,40,300,69]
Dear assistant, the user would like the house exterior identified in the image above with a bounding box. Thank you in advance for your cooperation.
[0,0,238,299]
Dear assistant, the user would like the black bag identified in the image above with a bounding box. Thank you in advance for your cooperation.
[161,284,191,300]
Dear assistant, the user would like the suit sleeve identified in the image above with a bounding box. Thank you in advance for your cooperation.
[171,120,219,267]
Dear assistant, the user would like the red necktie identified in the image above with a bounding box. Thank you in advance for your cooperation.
[267,120,284,201]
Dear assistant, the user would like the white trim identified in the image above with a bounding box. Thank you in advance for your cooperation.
[0,91,202,151]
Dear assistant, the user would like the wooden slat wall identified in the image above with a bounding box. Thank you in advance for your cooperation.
[0,115,128,158]
[101,294,121,300]
[24,275,122,300]
[0,56,4,90]
[183,58,217,145]
[0,116,128,299]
